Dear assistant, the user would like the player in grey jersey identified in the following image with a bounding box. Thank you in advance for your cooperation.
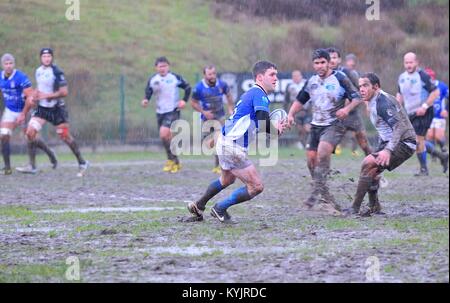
[345,73,416,215]
[142,57,191,173]
[288,49,363,213]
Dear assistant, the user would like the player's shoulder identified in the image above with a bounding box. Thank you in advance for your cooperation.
[334,69,348,81]
[377,90,396,109]
[170,72,185,81]
[398,71,408,80]
[14,69,28,79]
[51,64,65,75]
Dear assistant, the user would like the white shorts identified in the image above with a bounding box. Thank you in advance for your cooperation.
[216,134,252,171]
[1,108,21,123]
[430,118,447,130]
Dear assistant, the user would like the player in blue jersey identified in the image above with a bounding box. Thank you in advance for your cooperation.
[142,57,191,173]
[191,65,234,174]
[396,52,440,176]
[0,53,56,175]
[288,49,363,213]
[423,68,449,173]
[187,61,289,223]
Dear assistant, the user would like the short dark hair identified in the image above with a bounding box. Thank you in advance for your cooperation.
[326,47,341,58]
[155,56,170,66]
[361,72,381,87]
[312,49,330,62]
[252,61,277,80]
[203,64,216,74]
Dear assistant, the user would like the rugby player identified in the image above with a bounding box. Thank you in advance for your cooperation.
[284,70,311,149]
[396,52,440,176]
[423,68,449,173]
[142,57,191,173]
[327,47,371,157]
[18,48,88,177]
[288,49,362,212]
[346,73,416,215]
[0,53,56,175]
[187,61,289,223]
[191,65,234,174]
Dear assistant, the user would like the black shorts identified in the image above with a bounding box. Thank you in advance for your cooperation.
[306,121,346,151]
[374,140,416,171]
[342,111,365,132]
[32,105,69,126]
[157,110,180,129]
[409,107,434,137]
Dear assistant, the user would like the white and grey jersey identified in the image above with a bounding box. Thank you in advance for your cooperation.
[398,69,437,115]
[368,90,416,152]
[145,72,191,114]
[35,64,68,108]
[296,70,360,126]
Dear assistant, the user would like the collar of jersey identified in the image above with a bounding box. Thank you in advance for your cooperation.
[253,84,268,96]
[202,79,219,88]
[1,69,17,80]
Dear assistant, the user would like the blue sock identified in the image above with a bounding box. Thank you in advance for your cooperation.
[196,179,224,210]
[417,151,427,170]
[216,186,252,210]
[425,140,435,154]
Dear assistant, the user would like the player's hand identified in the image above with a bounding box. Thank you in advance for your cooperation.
[416,107,426,116]
[287,114,296,127]
[178,100,186,110]
[441,110,448,119]
[277,118,290,135]
[16,113,26,125]
[375,149,391,167]
[203,110,214,120]
[35,91,49,100]
[141,99,149,108]
[336,108,349,120]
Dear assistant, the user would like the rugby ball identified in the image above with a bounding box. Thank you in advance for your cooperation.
[269,109,288,126]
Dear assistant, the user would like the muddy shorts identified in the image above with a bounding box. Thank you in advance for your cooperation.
[306,121,346,151]
[216,134,252,171]
[409,107,434,137]
[32,105,69,126]
[342,111,365,132]
[157,110,180,129]
[374,140,416,171]
[430,118,446,130]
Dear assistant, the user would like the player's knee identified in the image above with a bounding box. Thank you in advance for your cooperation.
[0,128,12,138]
[251,182,264,195]
[57,126,71,141]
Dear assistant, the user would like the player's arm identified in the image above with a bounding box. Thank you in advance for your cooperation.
[36,67,68,100]
[288,81,309,125]
[417,70,439,116]
[16,76,34,124]
[190,98,206,115]
[396,84,403,106]
[255,110,287,136]
[225,91,234,115]
[142,78,153,108]
[284,84,291,112]
[176,74,191,109]
[337,74,362,119]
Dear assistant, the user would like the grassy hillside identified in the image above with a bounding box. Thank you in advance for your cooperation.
[0,0,448,144]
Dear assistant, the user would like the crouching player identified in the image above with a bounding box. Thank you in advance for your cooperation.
[345,73,416,215]
[187,61,289,223]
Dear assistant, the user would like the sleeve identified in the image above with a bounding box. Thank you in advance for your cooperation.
[419,69,437,93]
[337,72,360,101]
[284,83,291,104]
[343,68,359,89]
[252,91,270,113]
[192,83,201,101]
[221,81,230,95]
[19,73,32,89]
[175,74,191,102]
[377,96,402,152]
[145,77,153,100]
[296,79,310,105]
[52,65,68,90]
[255,110,271,134]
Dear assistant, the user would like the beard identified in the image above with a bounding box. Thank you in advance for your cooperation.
[207,79,217,86]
